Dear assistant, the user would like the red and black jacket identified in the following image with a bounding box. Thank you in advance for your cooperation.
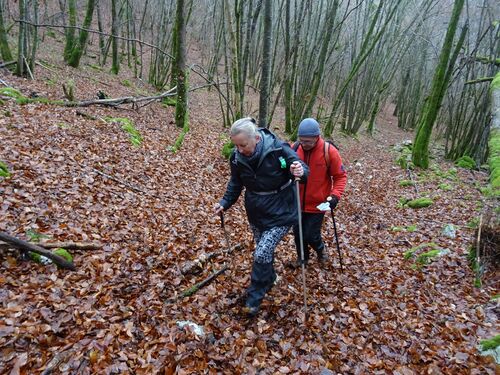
[294,137,347,213]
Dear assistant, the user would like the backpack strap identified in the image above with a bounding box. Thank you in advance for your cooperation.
[292,142,300,152]
[324,141,331,169]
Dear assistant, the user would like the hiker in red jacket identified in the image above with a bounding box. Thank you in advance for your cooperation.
[290,118,347,267]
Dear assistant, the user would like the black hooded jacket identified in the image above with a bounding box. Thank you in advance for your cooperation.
[220,128,309,230]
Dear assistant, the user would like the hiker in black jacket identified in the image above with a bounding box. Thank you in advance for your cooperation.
[215,117,309,316]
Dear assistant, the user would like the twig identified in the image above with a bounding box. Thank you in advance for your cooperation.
[35,60,57,73]
[15,19,175,60]
[475,214,483,284]
[63,86,177,108]
[23,56,34,80]
[75,110,106,123]
[0,61,16,68]
[92,168,153,196]
[181,243,242,275]
[180,265,229,298]
[0,231,75,270]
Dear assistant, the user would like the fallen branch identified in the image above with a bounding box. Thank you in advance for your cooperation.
[39,241,102,250]
[0,240,101,250]
[92,168,154,197]
[465,77,494,85]
[0,231,75,270]
[64,86,177,108]
[181,243,242,275]
[181,265,229,297]
[76,110,106,123]
[0,60,16,68]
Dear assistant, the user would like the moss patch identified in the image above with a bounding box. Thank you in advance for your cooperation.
[0,161,11,178]
[455,155,476,169]
[404,242,448,267]
[53,248,73,263]
[106,117,143,146]
[399,180,415,187]
[407,197,433,209]
[488,128,500,196]
[162,97,177,107]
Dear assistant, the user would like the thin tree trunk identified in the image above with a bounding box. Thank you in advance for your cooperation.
[96,0,106,65]
[412,0,466,168]
[29,0,39,76]
[174,0,188,129]
[111,0,119,74]
[63,0,76,62]
[16,0,27,76]
[67,0,96,68]
[0,0,13,61]
[258,0,272,128]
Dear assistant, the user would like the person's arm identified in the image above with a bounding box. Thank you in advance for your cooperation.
[218,153,243,210]
[328,146,347,205]
[282,142,309,182]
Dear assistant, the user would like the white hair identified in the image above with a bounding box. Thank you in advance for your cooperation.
[230,117,258,138]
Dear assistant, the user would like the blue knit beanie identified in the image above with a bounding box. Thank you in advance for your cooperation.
[298,118,320,136]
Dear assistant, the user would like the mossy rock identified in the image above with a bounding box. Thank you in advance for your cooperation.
[407,197,433,209]
[29,248,73,266]
[416,249,441,265]
[456,155,475,169]
[54,248,73,263]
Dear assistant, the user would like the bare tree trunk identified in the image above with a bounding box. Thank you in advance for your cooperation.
[258,0,272,128]
[63,0,76,62]
[412,0,466,168]
[111,0,119,74]
[96,0,106,65]
[67,0,96,68]
[29,0,39,75]
[16,0,27,76]
[0,0,13,62]
[174,0,188,129]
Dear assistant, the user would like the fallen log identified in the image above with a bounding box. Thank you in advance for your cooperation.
[181,243,242,275]
[0,231,76,270]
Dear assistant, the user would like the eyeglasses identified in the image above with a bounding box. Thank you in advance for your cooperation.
[298,138,318,145]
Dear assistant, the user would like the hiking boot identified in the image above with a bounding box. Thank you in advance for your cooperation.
[317,247,329,266]
[242,305,259,317]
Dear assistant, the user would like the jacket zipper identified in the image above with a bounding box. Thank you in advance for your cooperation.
[301,149,311,211]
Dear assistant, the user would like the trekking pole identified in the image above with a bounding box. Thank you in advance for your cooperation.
[327,197,344,272]
[219,212,232,253]
[294,178,308,320]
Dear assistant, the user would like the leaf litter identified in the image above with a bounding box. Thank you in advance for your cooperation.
[0,56,498,374]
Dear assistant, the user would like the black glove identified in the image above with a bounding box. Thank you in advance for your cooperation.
[328,195,339,210]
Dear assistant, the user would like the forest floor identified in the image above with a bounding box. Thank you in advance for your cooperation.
[0,40,499,374]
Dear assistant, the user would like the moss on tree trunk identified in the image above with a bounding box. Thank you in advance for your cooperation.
[67,0,96,68]
[412,0,465,168]
[0,2,13,62]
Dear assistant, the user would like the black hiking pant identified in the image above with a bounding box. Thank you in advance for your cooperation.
[293,212,326,263]
[245,224,290,309]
